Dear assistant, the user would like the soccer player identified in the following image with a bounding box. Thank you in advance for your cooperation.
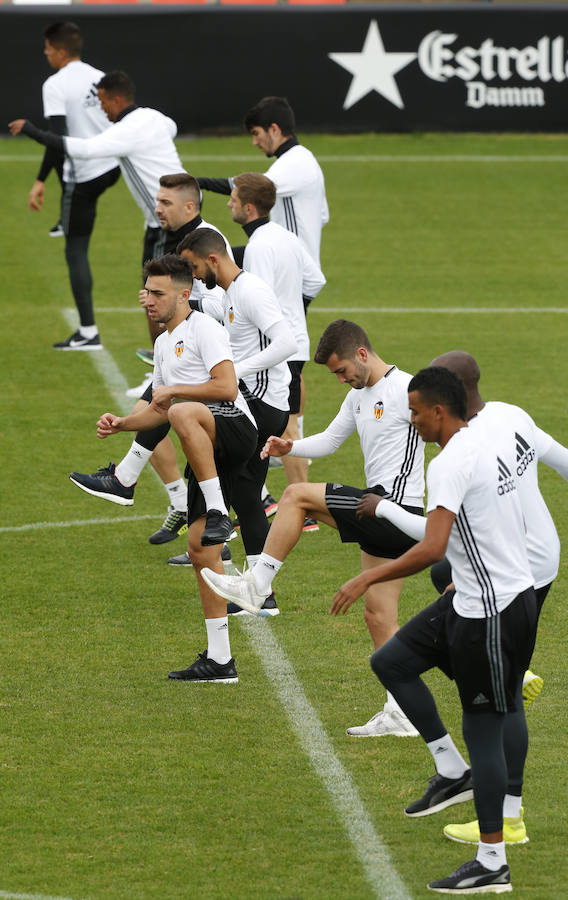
[201,319,425,736]
[197,96,329,273]
[227,172,326,490]
[92,254,258,682]
[331,367,538,895]
[360,350,568,846]
[17,21,120,350]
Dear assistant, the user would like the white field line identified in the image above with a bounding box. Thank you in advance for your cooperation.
[93,305,568,315]
[0,892,87,900]
[0,514,158,535]
[240,617,412,900]
[2,153,568,164]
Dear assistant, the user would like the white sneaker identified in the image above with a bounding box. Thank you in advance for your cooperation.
[346,708,419,737]
[126,372,153,398]
[201,567,269,616]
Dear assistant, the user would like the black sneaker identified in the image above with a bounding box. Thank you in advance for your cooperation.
[303,516,319,532]
[148,507,188,544]
[136,348,154,367]
[53,330,102,351]
[227,592,280,618]
[201,509,234,546]
[168,545,233,568]
[427,859,511,894]
[405,769,473,818]
[49,220,64,237]
[69,462,135,506]
[263,493,278,517]
[168,650,238,683]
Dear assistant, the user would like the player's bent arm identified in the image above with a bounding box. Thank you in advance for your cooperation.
[260,436,294,459]
[374,498,426,541]
[539,433,568,481]
[288,402,356,459]
[98,406,169,438]
[162,360,238,405]
[330,507,454,616]
[196,177,232,195]
[234,320,296,380]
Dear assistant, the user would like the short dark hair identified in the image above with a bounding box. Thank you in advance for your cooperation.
[159,173,201,209]
[43,22,82,57]
[314,319,373,365]
[233,173,276,216]
[243,96,295,136]
[177,227,227,259]
[408,367,467,420]
[143,253,193,289]
[96,71,135,102]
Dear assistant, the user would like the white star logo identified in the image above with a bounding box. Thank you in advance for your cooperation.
[329,20,417,111]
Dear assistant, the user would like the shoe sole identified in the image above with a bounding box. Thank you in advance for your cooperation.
[228,607,280,618]
[264,504,278,517]
[201,569,264,615]
[346,728,419,737]
[443,831,529,846]
[149,527,187,545]
[168,561,192,567]
[427,884,512,895]
[303,524,320,532]
[136,351,155,367]
[522,675,543,708]
[168,676,238,683]
[69,476,134,506]
[405,788,474,818]
[55,345,103,351]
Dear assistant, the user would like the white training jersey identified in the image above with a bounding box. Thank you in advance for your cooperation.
[289,366,425,506]
[224,271,291,411]
[474,401,563,589]
[427,425,533,618]
[243,220,325,361]
[42,60,118,184]
[64,107,184,226]
[264,144,329,267]
[152,311,255,426]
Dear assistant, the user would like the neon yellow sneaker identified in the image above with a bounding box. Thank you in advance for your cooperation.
[443,809,529,845]
[523,670,544,709]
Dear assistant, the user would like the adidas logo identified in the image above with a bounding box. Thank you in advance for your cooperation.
[333,483,343,490]
[218,623,229,631]
[515,432,535,476]
[133,450,143,459]
[497,457,515,496]
[434,745,448,754]
[472,692,490,705]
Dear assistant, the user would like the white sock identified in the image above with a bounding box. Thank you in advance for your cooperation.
[252,553,283,595]
[476,840,507,871]
[297,415,304,439]
[199,477,228,514]
[165,478,187,512]
[115,441,153,486]
[503,794,522,819]
[79,325,98,339]
[246,554,261,570]
[385,691,404,714]
[205,616,231,665]
[426,734,469,779]
[261,483,269,501]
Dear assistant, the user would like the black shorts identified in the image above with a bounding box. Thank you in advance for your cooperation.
[325,483,423,558]
[287,360,304,415]
[187,404,257,526]
[397,587,538,714]
[61,166,120,238]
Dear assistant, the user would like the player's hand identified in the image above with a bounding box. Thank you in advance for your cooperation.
[96,413,124,438]
[356,493,381,520]
[28,180,45,211]
[330,573,369,616]
[151,385,172,412]
[8,119,26,136]
[138,288,149,307]
[260,435,293,460]
[442,581,455,595]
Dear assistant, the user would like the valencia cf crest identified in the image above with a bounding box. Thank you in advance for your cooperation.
[228,307,235,324]
[374,401,384,420]
[175,340,184,358]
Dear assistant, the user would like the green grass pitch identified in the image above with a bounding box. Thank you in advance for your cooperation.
[1,132,567,899]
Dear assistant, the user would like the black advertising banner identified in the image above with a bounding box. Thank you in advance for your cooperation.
[1,4,568,133]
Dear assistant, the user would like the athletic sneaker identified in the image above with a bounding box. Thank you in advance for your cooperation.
[53,330,102,351]
[136,348,154,367]
[405,769,473,818]
[201,509,234,546]
[303,517,319,532]
[49,220,64,237]
[443,809,528,846]
[227,592,280,618]
[126,372,153,399]
[168,650,238,683]
[168,544,233,568]
[522,670,543,709]
[346,707,419,737]
[148,507,188,544]
[268,455,283,468]
[427,859,511,894]
[201,567,268,615]
[69,462,135,506]
[263,493,279,517]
